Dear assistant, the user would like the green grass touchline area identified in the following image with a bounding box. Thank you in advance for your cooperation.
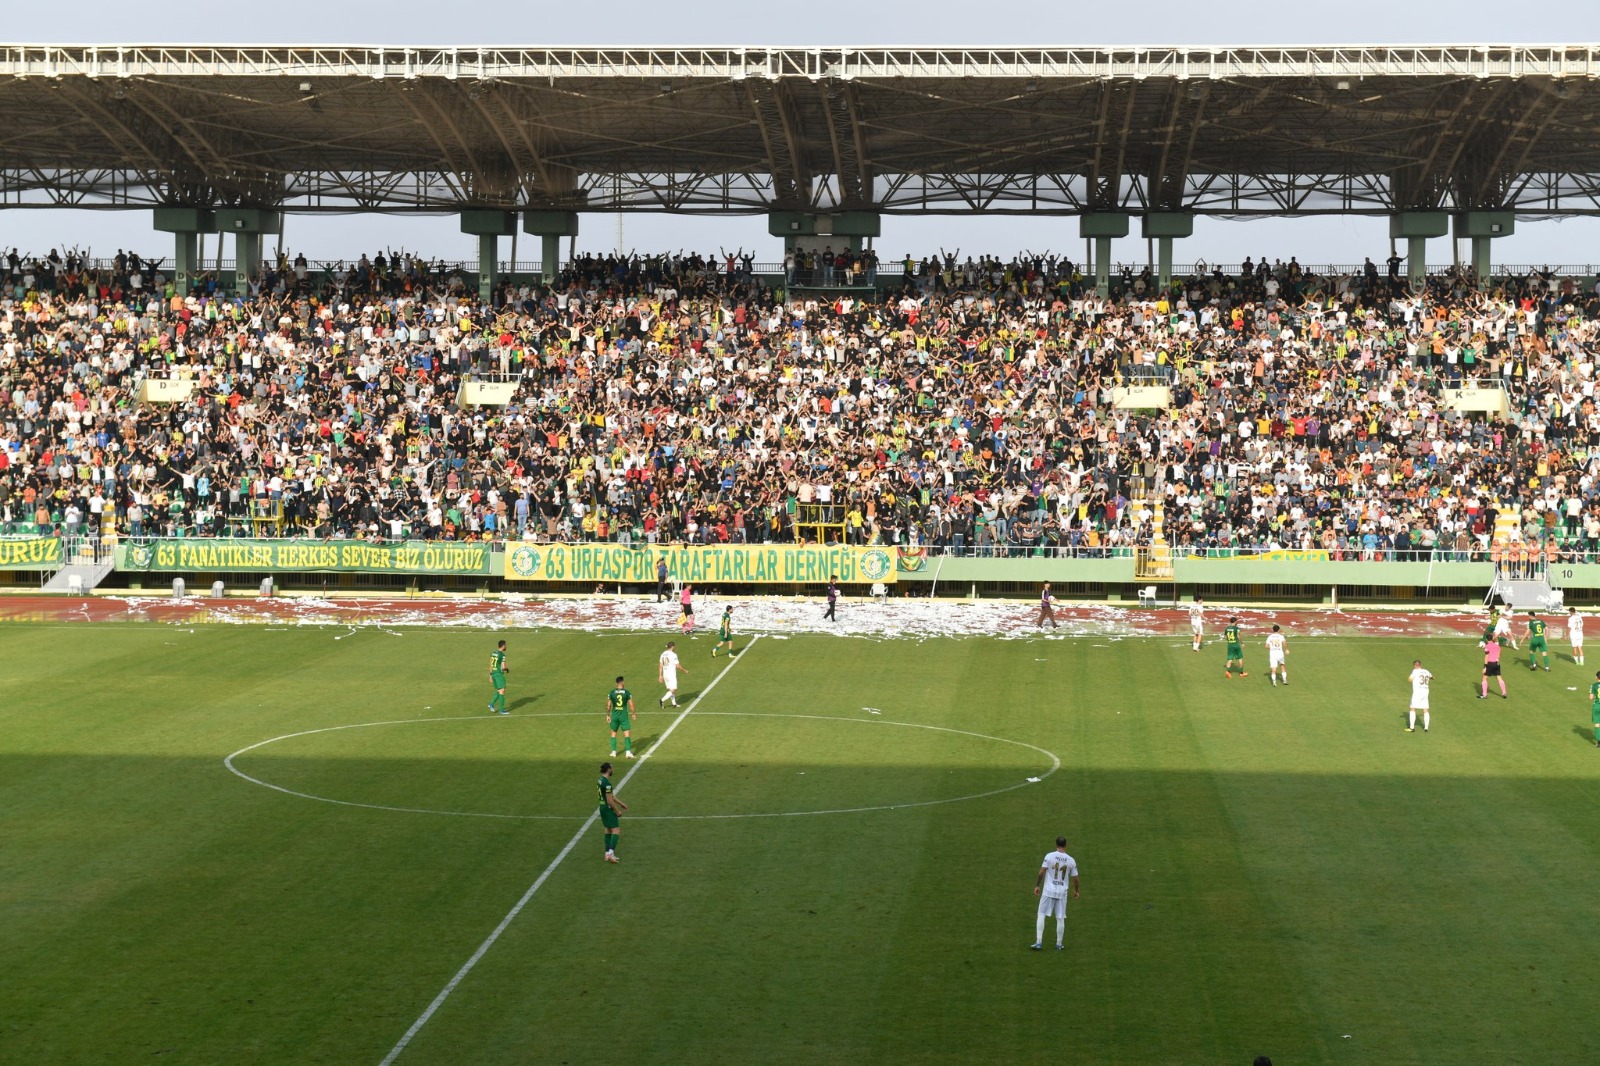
[2,624,1596,1064]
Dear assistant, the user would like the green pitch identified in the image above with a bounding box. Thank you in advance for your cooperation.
[3,623,1599,1065]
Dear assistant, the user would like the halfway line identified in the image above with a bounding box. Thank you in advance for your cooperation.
[376,634,761,1066]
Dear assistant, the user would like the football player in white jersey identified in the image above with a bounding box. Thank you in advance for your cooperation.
[1570,608,1585,666]
[658,641,687,707]
[1189,596,1205,652]
[1031,836,1080,951]
[1407,659,1433,732]
[1494,609,1518,649]
[1265,624,1289,686]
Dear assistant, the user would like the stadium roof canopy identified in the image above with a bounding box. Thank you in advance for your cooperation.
[4,44,1600,216]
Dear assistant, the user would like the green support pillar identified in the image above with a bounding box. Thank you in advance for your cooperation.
[1141,213,1194,292]
[540,235,561,282]
[236,231,262,292]
[1093,237,1112,295]
[1471,238,1493,286]
[462,210,518,303]
[215,209,282,297]
[1407,236,1428,291]
[152,207,215,297]
[174,232,199,296]
[1080,213,1130,297]
[1390,212,1449,293]
[478,233,499,301]
[523,210,581,284]
[1453,212,1515,291]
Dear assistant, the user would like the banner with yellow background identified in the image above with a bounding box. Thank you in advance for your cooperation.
[0,537,63,570]
[504,543,897,585]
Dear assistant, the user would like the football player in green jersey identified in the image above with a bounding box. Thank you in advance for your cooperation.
[712,606,735,657]
[1224,617,1248,678]
[1527,613,1551,671]
[1589,673,1600,749]
[607,676,637,759]
[487,640,509,715]
[598,761,628,863]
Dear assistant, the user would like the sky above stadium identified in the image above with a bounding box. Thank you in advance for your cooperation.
[9,2,1600,271]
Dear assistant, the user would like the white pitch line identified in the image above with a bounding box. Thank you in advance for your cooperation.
[376,635,761,1066]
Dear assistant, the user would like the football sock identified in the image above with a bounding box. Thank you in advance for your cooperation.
[1481,680,1488,697]
[1036,914,1046,943]
[624,737,632,752]
[1499,679,1507,695]
[605,833,616,853]
[1408,710,1416,728]
[610,739,617,753]
[1423,711,1430,731]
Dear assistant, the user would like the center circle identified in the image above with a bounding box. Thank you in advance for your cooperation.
[224,712,1060,821]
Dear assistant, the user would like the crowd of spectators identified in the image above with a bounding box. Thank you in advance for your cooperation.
[4,240,1600,562]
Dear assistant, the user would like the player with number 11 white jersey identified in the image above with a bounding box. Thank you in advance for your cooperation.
[1031,837,1080,951]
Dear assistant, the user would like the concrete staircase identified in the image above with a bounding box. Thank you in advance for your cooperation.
[1489,578,1563,610]
[1130,496,1174,580]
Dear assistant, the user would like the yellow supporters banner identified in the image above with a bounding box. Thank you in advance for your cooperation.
[1232,549,1331,562]
[504,542,897,585]
[0,537,62,569]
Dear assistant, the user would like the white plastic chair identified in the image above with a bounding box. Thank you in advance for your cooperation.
[1137,585,1159,607]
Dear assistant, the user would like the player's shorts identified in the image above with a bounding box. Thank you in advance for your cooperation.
[1571,633,1584,648]
[609,710,632,731]
[600,806,620,829]
[1037,893,1068,920]
[1268,651,1286,668]
[1530,637,1548,652]
[1494,622,1512,637]
[1411,697,1430,711]
[1484,661,1502,677]
[1191,622,1204,635]
[662,671,679,690]
[681,603,694,616]
[1226,643,1243,660]
[491,671,507,689]
[719,629,731,641]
